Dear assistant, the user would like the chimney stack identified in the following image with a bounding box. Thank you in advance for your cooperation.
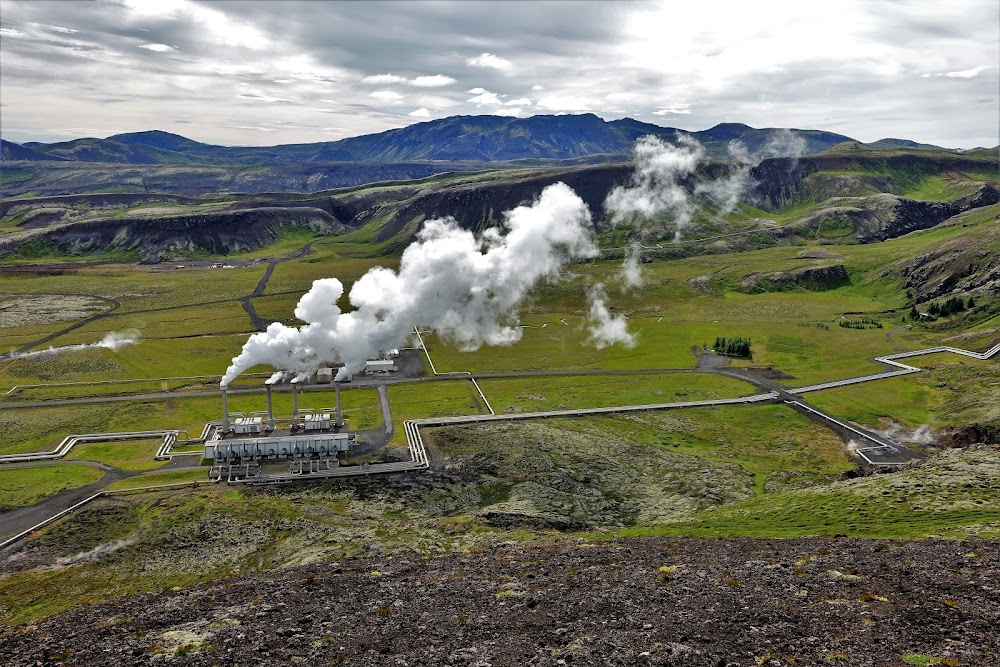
[265,384,275,430]
[221,385,231,431]
[292,383,299,418]
[335,381,343,429]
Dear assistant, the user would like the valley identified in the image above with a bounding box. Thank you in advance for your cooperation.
[0,120,998,665]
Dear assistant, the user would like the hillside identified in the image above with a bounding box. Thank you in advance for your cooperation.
[3,114,859,166]
[1,535,996,666]
[1,148,996,263]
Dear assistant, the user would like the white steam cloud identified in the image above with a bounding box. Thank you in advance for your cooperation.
[222,183,626,386]
[605,134,704,232]
[697,129,809,214]
[587,285,635,349]
[6,330,140,360]
[604,134,705,286]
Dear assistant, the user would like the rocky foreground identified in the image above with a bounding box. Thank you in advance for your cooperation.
[2,536,998,666]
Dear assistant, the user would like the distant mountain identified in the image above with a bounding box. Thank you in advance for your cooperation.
[866,138,948,151]
[0,138,65,161]
[3,114,863,166]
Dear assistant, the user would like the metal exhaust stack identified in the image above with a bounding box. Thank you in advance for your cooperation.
[265,384,275,430]
[292,383,299,418]
[221,385,231,432]
[335,381,343,428]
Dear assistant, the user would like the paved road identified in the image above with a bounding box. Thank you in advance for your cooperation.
[240,242,314,331]
[0,466,129,542]
[0,367,771,410]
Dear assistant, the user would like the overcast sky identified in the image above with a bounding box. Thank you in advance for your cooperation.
[1,0,997,148]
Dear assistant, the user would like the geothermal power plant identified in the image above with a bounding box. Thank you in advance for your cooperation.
[205,378,355,463]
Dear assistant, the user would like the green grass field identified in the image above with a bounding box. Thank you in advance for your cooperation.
[478,373,757,413]
[0,385,381,458]
[64,438,168,472]
[107,469,209,491]
[0,464,104,509]
[807,353,1000,429]
[586,404,855,494]
[608,446,1000,540]
[388,380,485,443]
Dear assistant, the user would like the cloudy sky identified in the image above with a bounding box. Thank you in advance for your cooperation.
[1,0,997,148]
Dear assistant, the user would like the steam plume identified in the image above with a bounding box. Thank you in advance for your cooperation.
[222,183,606,386]
[587,285,635,349]
[605,134,704,234]
[604,134,704,286]
[5,330,140,360]
[696,129,809,213]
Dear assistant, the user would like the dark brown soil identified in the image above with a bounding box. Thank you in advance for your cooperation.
[2,536,998,666]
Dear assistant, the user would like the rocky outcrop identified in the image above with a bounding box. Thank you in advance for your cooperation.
[371,164,633,242]
[795,185,999,243]
[0,207,344,261]
[894,212,1000,303]
[739,264,851,293]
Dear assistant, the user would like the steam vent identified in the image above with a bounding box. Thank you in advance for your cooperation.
[206,378,354,463]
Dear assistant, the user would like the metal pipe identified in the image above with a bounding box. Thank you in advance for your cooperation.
[221,385,231,431]
[265,384,275,430]
[335,382,343,428]
[292,383,299,418]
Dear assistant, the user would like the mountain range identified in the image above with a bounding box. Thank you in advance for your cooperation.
[1,113,976,167]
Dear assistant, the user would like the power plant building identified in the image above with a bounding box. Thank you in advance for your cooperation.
[206,382,356,462]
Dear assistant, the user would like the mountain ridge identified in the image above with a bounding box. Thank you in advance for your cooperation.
[2,114,865,166]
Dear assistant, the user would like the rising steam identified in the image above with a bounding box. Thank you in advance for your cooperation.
[605,129,810,286]
[696,128,809,214]
[6,330,140,360]
[222,183,621,386]
[604,134,704,286]
[587,285,635,349]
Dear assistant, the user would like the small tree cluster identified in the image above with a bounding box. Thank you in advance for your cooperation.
[713,336,752,358]
[839,317,883,329]
[928,296,969,318]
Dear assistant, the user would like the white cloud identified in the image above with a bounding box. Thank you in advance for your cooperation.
[653,105,692,115]
[536,95,592,112]
[492,107,526,117]
[468,91,502,105]
[362,73,407,85]
[139,43,176,52]
[531,85,544,91]
[236,85,295,104]
[466,52,512,70]
[411,75,456,87]
[505,97,532,106]
[945,65,991,78]
[408,107,431,118]
[467,87,487,94]
[369,90,404,101]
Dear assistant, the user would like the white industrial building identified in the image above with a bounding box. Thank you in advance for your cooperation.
[365,359,396,373]
[206,381,356,461]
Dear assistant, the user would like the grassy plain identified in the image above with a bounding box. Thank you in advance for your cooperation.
[107,469,210,490]
[387,381,485,443]
[478,373,757,413]
[0,464,104,509]
[612,446,1000,540]
[807,353,1000,429]
[0,386,380,456]
[64,438,168,472]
